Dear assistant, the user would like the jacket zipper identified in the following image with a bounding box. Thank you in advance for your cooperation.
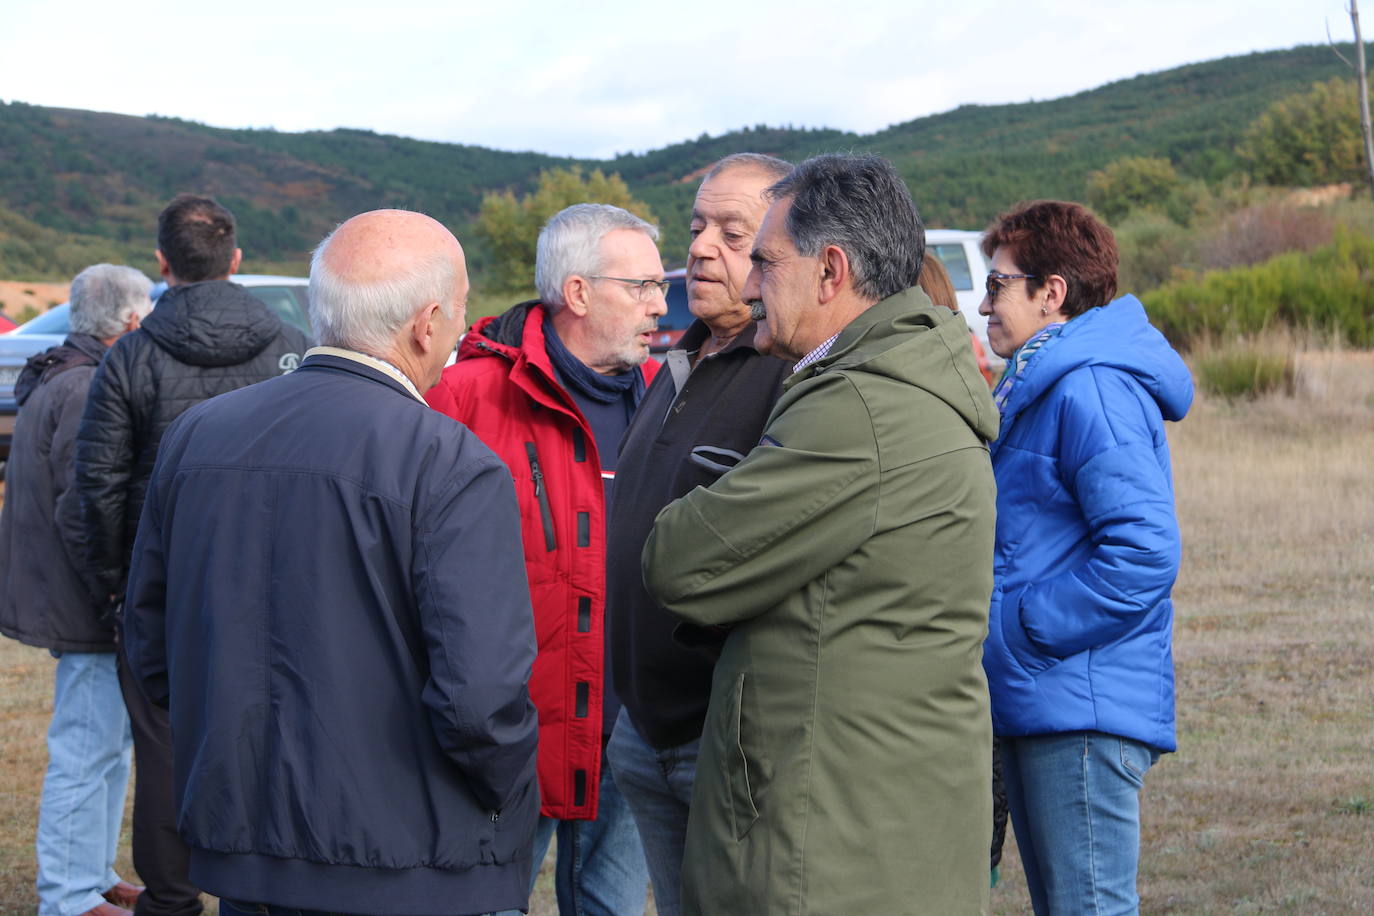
[525,442,556,552]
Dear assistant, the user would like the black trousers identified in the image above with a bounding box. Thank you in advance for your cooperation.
[116,645,204,915]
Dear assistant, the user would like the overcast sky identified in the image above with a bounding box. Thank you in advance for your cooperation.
[0,1,1362,158]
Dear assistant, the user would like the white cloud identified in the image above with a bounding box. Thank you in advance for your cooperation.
[0,0,1355,157]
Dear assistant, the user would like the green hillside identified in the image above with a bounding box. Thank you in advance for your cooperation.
[0,42,1365,281]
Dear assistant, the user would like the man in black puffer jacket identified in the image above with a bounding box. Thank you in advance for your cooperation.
[74,195,308,916]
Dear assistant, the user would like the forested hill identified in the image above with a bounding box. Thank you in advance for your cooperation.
[0,42,1363,280]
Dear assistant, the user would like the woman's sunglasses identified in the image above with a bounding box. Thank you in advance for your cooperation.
[985,271,1037,302]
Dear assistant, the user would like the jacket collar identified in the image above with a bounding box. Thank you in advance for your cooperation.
[303,346,426,402]
[296,350,427,403]
[677,317,765,357]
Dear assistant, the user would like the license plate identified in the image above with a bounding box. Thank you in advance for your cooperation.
[0,366,22,388]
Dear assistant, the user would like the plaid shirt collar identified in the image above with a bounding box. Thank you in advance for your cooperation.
[792,332,841,374]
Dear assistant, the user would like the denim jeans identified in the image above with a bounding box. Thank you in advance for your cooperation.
[36,651,134,916]
[490,746,648,916]
[1001,731,1160,916]
[604,709,698,916]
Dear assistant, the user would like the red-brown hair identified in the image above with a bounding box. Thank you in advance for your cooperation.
[918,254,960,313]
[981,200,1118,318]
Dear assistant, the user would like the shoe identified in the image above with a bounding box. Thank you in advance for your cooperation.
[80,904,132,916]
[103,881,145,908]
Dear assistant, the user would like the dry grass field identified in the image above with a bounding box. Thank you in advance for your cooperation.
[2,351,1371,914]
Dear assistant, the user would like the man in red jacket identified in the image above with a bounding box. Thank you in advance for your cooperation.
[427,203,660,915]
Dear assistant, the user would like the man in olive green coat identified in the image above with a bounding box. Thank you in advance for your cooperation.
[642,154,998,915]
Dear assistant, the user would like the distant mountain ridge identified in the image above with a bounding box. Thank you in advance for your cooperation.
[0,43,1364,281]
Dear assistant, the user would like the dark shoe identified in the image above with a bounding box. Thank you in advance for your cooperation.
[103,882,145,908]
[81,904,133,916]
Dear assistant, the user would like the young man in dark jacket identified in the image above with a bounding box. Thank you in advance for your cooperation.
[427,203,661,915]
[74,195,308,916]
[0,264,152,916]
[122,209,540,915]
[603,153,792,916]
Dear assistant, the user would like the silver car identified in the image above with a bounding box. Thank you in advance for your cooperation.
[0,275,311,462]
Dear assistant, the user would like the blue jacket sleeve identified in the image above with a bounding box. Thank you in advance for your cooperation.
[1018,368,1182,658]
[414,449,540,815]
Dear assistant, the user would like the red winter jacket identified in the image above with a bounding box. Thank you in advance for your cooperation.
[426,301,659,820]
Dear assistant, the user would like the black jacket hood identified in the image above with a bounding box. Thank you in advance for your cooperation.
[142,280,284,367]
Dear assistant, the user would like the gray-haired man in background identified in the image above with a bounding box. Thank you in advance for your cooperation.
[0,264,152,916]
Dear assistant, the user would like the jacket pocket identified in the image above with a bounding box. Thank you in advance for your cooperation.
[719,673,760,841]
[999,585,1060,677]
[524,442,556,552]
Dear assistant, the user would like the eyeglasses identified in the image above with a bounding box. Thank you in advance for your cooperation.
[985,271,1037,303]
[587,275,670,300]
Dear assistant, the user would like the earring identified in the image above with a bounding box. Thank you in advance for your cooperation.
[1040,305,1048,317]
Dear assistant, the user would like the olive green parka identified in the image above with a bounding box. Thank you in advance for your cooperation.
[643,288,999,915]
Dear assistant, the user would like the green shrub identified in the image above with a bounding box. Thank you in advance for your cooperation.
[1142,227,1374,348]
[1194,345,1296,399]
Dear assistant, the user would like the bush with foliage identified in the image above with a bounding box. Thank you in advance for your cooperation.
[1142,227,1374,348]
[1241,77,1367,188]
[474,167,655,294]
[1191,335,1297,400]
[1086,156,1198,224]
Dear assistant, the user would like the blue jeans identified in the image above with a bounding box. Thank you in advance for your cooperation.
[1001,731,1160,916]
[491,747,647,916]
[36,651,133,916]
[605,709,698,916]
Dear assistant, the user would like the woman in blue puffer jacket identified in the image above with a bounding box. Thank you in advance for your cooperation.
[977,200,1193,916]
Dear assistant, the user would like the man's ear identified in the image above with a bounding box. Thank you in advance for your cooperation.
[411,302,442,354]
[817,244,850,305]
[562,276,592,317]
[155,250,171,280]
[228,248,243,277]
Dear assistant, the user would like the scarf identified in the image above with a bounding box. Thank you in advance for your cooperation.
[992,322,1064,416]
[543,317,646,407]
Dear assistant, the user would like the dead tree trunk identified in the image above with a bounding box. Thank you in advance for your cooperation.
[1352,1,1374,200]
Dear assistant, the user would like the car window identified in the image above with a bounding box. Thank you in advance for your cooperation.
[662,275,692,331]
[246,287,310,334]
[930,243,974,291]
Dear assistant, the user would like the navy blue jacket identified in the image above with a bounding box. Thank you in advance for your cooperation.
[123,353,540,915]
[983,296,1192,752]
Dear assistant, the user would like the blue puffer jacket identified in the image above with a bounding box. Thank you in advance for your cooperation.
[983,295,1192,752]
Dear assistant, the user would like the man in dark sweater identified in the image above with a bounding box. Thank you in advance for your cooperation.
[604,154,793,916]
[0,264,152,916]
[75,195,308,916]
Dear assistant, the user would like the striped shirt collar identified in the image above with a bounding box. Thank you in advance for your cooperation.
[305,346,427,404]
[792,332,841,374]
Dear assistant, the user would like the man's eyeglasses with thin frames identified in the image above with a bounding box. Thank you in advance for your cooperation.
[587,275,670,301]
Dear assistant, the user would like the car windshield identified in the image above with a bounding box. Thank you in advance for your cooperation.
[12,304,71,335]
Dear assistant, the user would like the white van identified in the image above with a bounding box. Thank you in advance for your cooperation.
[926,229,991,345]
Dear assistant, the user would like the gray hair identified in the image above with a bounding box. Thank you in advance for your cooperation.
[68,264,153,338]
[705,152,793,184]
[767,153,924,302]
[308,228,458,355]
[535,204,659,310]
